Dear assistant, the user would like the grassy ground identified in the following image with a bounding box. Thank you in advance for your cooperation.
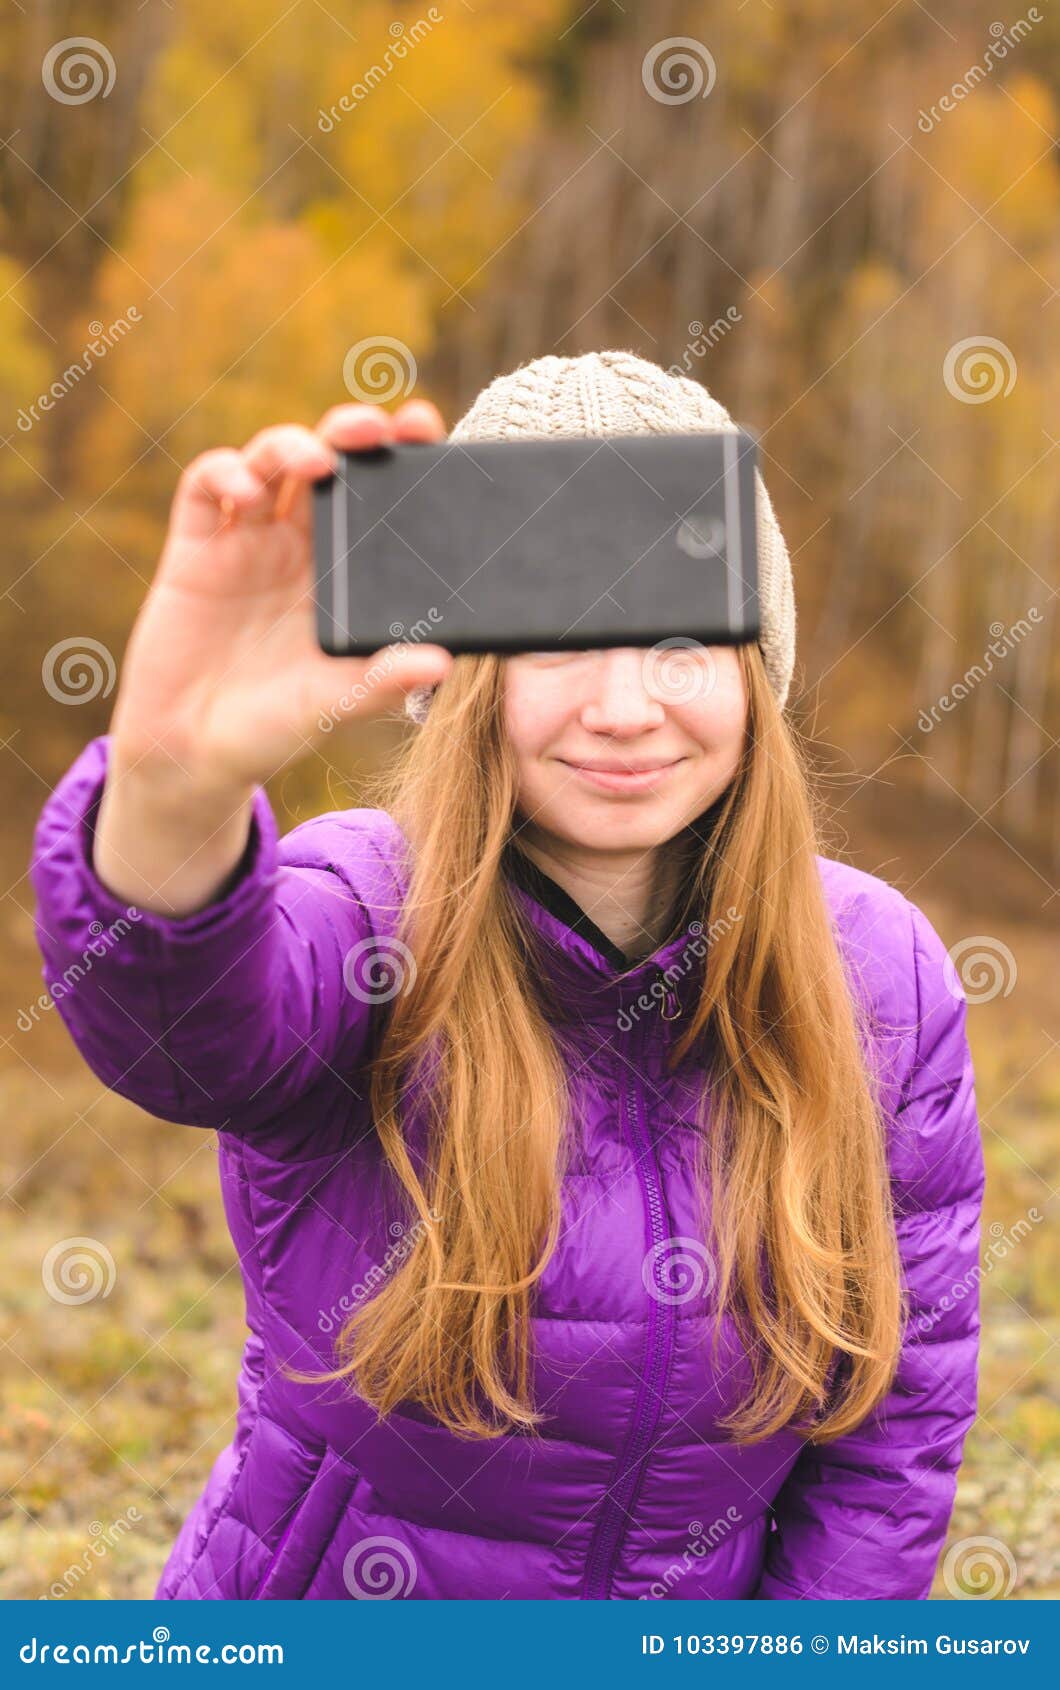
[2,781,1057,1600]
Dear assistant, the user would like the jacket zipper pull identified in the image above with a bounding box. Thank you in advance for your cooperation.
[658,970,682,1021]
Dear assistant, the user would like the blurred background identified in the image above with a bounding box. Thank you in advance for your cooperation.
[1,0,1057,1599]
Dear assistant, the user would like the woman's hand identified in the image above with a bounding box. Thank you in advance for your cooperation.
[94,401,453,915]
[109,400,452,788]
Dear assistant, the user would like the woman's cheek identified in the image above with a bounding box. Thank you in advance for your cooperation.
[503,678,567,756]
[685,671,747,749]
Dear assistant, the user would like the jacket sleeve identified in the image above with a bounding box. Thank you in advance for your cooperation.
[754,898,985,1600]
[29,734,401,1133]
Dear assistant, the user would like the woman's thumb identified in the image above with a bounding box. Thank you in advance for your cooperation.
[309,645,453,730]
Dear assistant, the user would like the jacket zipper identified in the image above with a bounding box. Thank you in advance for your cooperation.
[581,966,681,1599]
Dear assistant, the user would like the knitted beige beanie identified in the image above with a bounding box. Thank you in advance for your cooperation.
[404,348,795,722]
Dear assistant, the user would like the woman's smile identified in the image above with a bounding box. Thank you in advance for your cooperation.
[554,755,688,794]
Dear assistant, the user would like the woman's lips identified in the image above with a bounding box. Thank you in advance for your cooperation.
[556,758,686,794]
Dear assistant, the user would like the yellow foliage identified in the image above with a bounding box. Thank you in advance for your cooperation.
[72,177,431,492]
[0,256,53,496]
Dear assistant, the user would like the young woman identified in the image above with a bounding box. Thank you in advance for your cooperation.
[30,350,983,1601]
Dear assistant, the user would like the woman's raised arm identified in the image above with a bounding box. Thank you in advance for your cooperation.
[31,736,413,1133]
[29,400,452,1131]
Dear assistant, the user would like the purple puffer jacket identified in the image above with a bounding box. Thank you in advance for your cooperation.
[30,735,983,1601]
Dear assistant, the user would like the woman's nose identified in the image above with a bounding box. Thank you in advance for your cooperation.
[578,649,668,734]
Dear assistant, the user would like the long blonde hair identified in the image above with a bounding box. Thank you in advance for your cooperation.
[288,643,904,1445]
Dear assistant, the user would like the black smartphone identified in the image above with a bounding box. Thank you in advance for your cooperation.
[312,429,760,657]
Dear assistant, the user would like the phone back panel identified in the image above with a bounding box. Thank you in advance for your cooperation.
[313,429,759,656]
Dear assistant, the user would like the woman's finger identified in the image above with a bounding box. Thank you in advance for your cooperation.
[173,448,268,538]
[241,424,335,487]
[315,403,396,453]
[238,425,336,529]
[392,398,446,442]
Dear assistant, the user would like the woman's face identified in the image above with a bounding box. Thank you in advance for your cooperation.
[503,644,747,854]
